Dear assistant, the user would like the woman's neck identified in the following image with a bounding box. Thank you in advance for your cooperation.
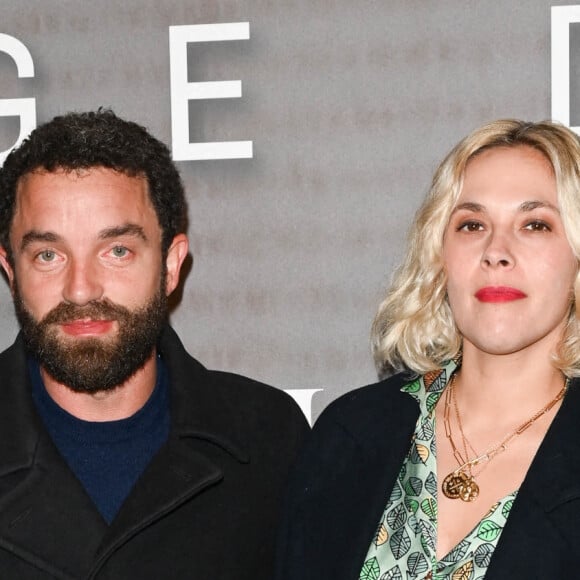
[455,342,567,422]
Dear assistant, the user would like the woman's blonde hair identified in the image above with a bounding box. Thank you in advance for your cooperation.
[372,119,580,378]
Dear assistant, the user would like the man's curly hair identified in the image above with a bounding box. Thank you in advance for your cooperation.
[0,108,187,261]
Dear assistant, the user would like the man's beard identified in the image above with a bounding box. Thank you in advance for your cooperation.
[14,283,168,394]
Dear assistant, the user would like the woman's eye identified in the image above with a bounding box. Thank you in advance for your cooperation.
[111,246,129,258]
[457,221,483,232]
[524,220,551,232]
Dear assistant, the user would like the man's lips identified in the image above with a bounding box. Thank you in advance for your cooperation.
[475,286,527,303]
[59,319,114,336]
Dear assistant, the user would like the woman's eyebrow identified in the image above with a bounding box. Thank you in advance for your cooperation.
[519,200,560,213]
[451,202,485,214]
[451,200,560,214]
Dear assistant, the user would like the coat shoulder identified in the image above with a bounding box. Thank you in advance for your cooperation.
[313,371,418,442]
[284,372,419,500]
[207,369,309,429]
[160,324,309,433]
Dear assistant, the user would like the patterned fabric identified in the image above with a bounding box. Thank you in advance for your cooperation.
[360,361,517,580]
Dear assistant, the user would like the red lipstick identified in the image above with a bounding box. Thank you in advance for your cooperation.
[475,287,527,303]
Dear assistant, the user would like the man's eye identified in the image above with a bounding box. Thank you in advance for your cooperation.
[37,250,56,262]
[111,246,129,258]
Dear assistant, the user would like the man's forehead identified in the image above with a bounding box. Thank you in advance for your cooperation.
[12,168,157,233]
[15,167,150,205]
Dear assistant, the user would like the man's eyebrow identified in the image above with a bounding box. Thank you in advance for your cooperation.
[20,224,148,251]
[98,224,148,241]
[20,230,60,252]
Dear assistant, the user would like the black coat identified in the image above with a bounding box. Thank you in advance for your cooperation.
[0,326,309,579]
[275,373,580,579]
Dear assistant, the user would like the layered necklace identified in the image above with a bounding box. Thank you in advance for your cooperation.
[441,373,568,502]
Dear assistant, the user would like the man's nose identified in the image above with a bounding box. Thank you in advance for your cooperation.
[62,258,104,306]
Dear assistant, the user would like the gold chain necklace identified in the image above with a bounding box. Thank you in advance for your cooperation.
[441,373,567,503]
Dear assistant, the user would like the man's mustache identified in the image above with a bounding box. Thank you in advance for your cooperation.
[41,300,131,325]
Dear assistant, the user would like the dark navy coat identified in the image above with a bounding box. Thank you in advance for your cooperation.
[276,373,580,579]
[0,326,309,579]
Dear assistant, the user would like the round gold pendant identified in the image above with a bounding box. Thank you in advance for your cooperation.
[441,472,466,499]
[459,477,479,502]
[442,471,479,502]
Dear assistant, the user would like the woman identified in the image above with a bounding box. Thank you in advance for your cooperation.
[276,120,580,579]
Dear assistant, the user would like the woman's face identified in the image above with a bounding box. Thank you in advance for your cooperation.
[442,145,578,359]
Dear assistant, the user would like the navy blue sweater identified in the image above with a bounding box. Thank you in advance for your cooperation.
[29,357,170,524]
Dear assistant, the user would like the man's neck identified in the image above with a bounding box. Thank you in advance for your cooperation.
[40,351,159,421]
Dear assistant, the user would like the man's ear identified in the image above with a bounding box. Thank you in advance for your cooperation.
[0,246,14,292]
[164,234,189,295]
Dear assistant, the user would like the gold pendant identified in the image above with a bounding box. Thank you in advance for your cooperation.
[442,471,479,502]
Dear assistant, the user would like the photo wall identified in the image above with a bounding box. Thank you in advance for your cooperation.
[2,1,578,422]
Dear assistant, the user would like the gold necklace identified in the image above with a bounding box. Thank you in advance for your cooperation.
[441,373,567,503]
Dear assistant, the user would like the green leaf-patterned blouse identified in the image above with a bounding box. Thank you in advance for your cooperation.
[360,360,517,580]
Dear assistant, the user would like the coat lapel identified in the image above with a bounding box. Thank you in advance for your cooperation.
[0,337,107,579]
[91,438,224,572]
[486,379,580,579]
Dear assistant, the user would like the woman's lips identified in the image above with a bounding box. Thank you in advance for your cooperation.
[60,320,114,336]
[475,286,527,302]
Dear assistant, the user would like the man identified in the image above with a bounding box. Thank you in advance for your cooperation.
[0,109,309,579]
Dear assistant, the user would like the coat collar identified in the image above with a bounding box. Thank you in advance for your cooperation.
[158,325,250,463]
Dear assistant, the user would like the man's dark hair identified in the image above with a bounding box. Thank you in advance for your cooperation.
[0,108,187,260]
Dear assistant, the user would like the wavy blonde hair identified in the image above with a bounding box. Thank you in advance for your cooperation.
[372,119,580,378]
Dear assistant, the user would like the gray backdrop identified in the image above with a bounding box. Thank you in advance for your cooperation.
[1,1,577,422]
